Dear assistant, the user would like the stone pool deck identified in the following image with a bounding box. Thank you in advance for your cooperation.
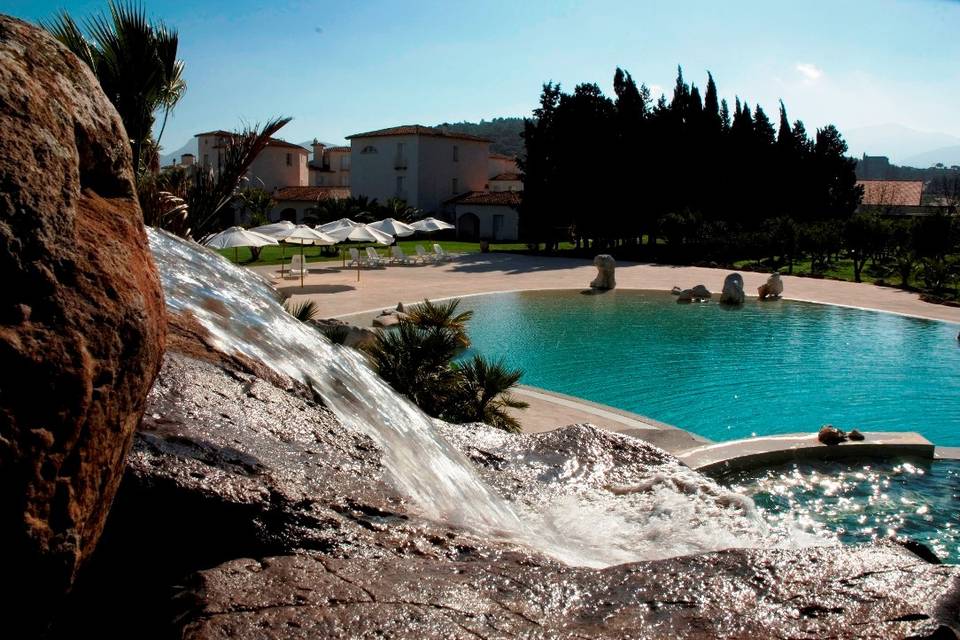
[256,252,958,460]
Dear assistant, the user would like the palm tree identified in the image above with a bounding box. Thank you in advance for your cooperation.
[363,321,462,417]
[42,1,185,174]
[405,299,474,347]
[284,300,320,323]
[447,356,529,433]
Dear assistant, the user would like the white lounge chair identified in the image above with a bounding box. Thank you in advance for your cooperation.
[433,244,453,262]
[390,245,413,264]
[366,246,386,266]
[285,254,307,279]
[415,244,435,264]
[347,247,365,267]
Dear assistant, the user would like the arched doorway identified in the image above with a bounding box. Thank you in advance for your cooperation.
[457,212,480,241]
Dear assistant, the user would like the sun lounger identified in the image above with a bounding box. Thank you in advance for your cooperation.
[390,245,413,264]
[415,244,435,263]
[348,247,366,267]
[433,244,453,262]
[365,246,386,266]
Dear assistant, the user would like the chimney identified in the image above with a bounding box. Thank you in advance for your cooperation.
[312,141,326,168]
[181,153,195,166]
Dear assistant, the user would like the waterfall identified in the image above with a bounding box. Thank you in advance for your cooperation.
[148,228,825,567]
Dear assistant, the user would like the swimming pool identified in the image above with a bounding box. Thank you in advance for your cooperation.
[460,290,960,446]
[720,458,960,563]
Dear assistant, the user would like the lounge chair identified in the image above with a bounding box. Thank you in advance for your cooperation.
[347,247,365,267]
[433,244,453,262]
[415,244,435,264]
[285,254,307,279]
[366,246,386,266]
[390,245,413,264]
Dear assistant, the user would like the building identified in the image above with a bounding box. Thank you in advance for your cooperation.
[347,125,492,213]
[196,130,308,192]
[271,186,351,223]
[857,154,893,180]
[447,190,521,241]
[857,180,923,215]
[309,141,351,187]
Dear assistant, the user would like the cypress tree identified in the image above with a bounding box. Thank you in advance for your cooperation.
[753,105,775,146]
[720,98,731,132]
[704,72,721,131]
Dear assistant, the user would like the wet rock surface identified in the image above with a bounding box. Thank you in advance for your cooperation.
[0,16,165,633]
[67,348,960,639]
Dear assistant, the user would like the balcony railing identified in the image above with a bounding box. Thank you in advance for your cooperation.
[393,155,408,170]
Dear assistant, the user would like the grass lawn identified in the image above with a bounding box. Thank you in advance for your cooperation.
[220,239,539,266]
[733,258,893,285]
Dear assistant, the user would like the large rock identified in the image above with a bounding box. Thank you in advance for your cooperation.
[58,346,959,638]
[590,254,616,290]
[0,16,166,632]
[758,272,784,300]
[720,272,746,305]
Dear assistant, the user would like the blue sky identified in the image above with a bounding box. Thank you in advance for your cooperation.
[5,0,960,157]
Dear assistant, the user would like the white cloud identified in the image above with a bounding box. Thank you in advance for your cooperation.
[795,63,823,82]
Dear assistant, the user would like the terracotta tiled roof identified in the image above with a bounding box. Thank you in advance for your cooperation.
[858,180,923,207]
[326,146,351,153]
[489,153,516,160]
[490,172,521,181]
[195,130,307,152]
[446,190,521,206]
[347,125,491,143]
[273,186,350,202]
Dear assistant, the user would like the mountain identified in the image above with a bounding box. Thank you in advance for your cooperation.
[842,123,960,166]
[903,145,960,169]
[435,117,526,158]
[159,137,197,166]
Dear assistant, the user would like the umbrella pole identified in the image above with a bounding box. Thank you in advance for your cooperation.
[235,247,239,263]
[281,244,286,277]
[300,244,305,289]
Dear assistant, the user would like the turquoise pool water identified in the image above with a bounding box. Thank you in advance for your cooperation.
[460,290,960,446]
[721,459,960,563]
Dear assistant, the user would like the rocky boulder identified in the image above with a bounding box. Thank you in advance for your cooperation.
[720,272,746,305]
[758,272,784,300]
[676,284,712,303]
[0,16,166,633]
[56,344,960,639]
[590,254,616,290]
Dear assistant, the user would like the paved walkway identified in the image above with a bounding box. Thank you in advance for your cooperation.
[254,252,960,449]
[259,252,960,324]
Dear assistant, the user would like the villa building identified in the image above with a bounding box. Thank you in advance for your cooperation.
[309,141,351,187]
[447,190,521,241]
[271,186,350,223]
[196,130,309,192]
[346,125,492,213]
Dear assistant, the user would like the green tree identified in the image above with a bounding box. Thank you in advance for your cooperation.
[446,356,529,433]
[844,212,886,282]
[43,1,185,174]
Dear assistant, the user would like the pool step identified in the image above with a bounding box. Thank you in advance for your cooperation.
[678,432,935,475]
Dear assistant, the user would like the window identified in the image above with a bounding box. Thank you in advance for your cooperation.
[316,176,325,186]
[452,177,458,194]
[286,153,292,166]
[396,175,404,195]
[361,145,378,154]
[203,154,209,166]
[340,174,349,186]
[397,142,404,156]
[452,145,459,162]
[340,155,350,170]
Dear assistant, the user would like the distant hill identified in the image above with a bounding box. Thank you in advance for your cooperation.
[844,123,960,167]
[435,117,526,158]
[159,137,197,166]
[903,145,960,169]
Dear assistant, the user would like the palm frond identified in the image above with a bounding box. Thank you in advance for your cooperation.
[284,300,320,323]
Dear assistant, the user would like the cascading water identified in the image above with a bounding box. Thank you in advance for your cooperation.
[148,228,826,566]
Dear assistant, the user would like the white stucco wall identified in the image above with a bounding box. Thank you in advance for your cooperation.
[197,134,307,191]
[349,134,421,207]
[488,155,518,178]
[416,136,488,212]
[489,178,522,192]
[454,204,519,241]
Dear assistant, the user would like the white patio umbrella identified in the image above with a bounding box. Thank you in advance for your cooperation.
[369,217,416,238]
[344,224,394,245]
[203,226,278,263]
[318,217,362,233]
[249,220,297,275]
[277,225,338,287]
[410,217,455,233]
